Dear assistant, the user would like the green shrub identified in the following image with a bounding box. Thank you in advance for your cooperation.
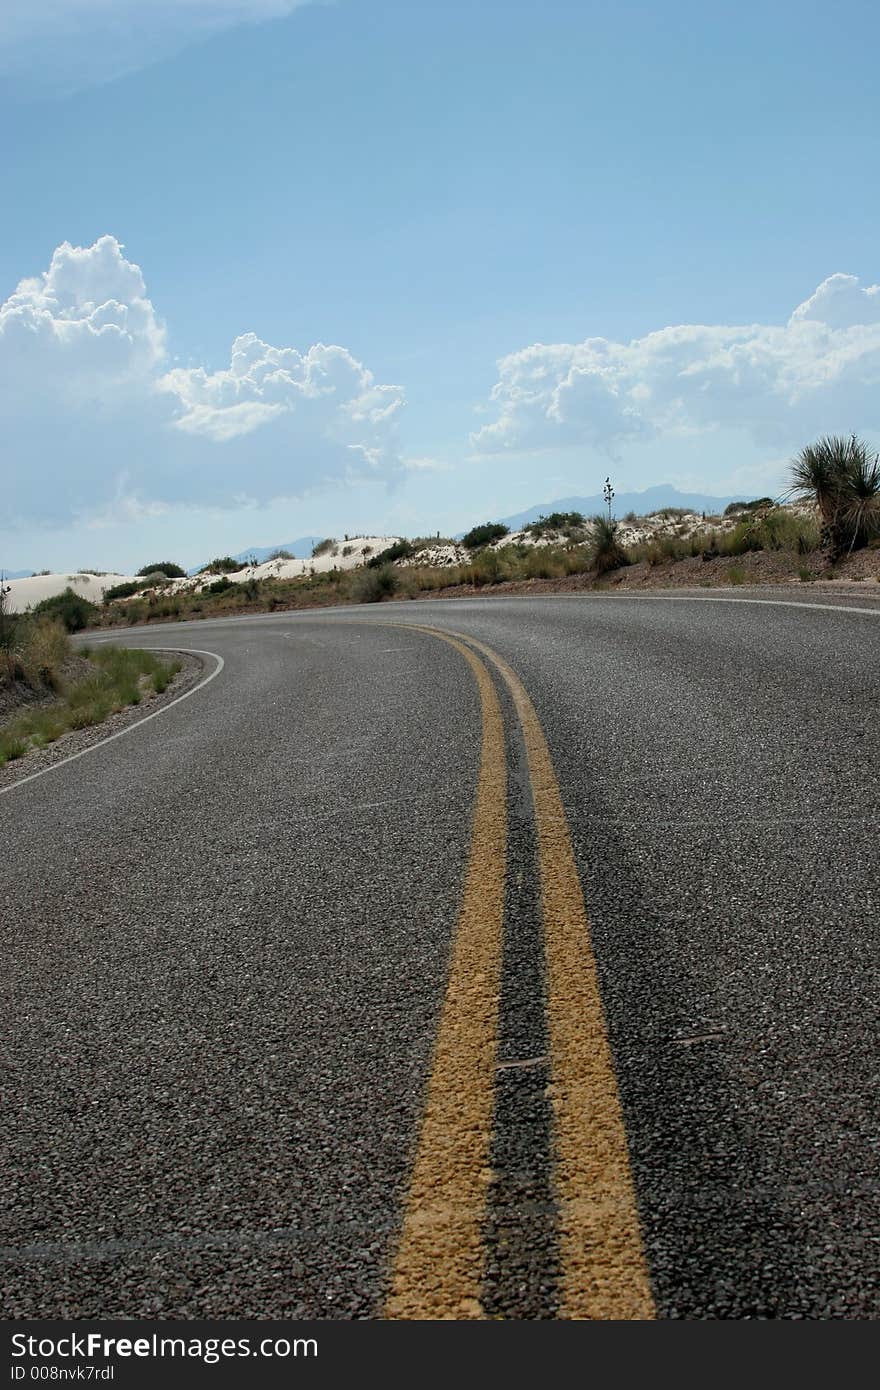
[152,659,181,694]
[790,434,880,556]
[104,581,142,603]
[312,538,337,557]
[352,565,398,602]
[0,734,28,766]
[410,536,456,552]
[207,576,233,594]
[136,561,185,578]
[0,645,180,766]
[32,587,98,632]
[526,511,585,537]
[590,516,629,575]
[466,549,504,586]
[724,497,773,516]
[462,521,510,549]
[367,539,414,568]
[200,556,243,575]
[19,618,70,689]
[524,548,566,580]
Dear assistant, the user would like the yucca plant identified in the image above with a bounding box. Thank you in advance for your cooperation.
[839,447,880,552]
[589,515,629,575]
[789,435,880,558]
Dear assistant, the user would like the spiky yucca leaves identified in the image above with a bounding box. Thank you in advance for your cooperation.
[789,435,880,557]
[839,448,880,552]
[589,515,629,575]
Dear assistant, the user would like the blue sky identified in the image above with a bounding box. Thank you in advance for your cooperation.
[2,0,879,571]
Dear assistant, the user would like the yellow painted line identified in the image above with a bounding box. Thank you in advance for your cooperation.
[427,626,655,1321]
[385,632,506,1319]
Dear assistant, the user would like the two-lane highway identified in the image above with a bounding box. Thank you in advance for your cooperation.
[2,592,878,1318]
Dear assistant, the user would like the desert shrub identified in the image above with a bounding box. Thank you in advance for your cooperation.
[32,588,98,633]
[103,581,142,603]
[136,561,185,578]
[462,521,510,549]
[351,565,398,602]
[790,435,880,556]
[720,521,765,556]
[367,539,414,568]
[527,511,585,537]
[269,549,295,561]
[589,517,629,575]
[562,546,592,575]
[200,557,243,575]
[758,509,820,553]
[724,497,772,516]
[466,549,503,586]
[524,547,567,580]
[207,576,233,594]
[19,619,70,690]
[312,538,336,557]
[0,646,179,766]
[152,658,182,693]
[410,536,456,552]
[0,733,28,764]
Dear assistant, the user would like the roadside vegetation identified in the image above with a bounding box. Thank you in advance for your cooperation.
[462,521,510,549]
[137,561,186,578]
[789,435,880,558]
[17,435,877,635]
[0,594,181,767]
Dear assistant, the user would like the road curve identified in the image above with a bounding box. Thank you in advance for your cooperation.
[2,591,879,1319]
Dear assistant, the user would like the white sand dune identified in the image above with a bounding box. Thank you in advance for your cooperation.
[1,538,401,613]
[162,536,404,594]
[220,536,402,585]
[3,572,136,614]
[6,506,812,615]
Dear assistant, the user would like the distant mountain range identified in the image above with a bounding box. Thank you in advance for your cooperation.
[495,485,752,532]
[6,487,757,581]
[194,486,756,570]
[186,537,319,575]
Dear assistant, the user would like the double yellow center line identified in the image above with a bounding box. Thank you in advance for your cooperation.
[385,625,654,1320]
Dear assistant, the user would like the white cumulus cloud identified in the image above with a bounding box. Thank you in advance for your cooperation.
[1,236,405,526]
[473,274,880,458]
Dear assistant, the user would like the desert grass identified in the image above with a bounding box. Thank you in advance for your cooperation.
[0,645,181,766]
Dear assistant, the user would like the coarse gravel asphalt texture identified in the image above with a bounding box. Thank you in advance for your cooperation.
[1,589,879,1319]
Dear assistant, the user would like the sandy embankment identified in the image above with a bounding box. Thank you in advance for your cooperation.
[3,572,136,615]
[3,538,405,614]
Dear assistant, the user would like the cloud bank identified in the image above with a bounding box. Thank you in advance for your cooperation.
[2,236,405,526]
[473,273,880,458]
[0,1,315,95]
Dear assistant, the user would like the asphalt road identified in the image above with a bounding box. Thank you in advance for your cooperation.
[2,590,879,1319]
